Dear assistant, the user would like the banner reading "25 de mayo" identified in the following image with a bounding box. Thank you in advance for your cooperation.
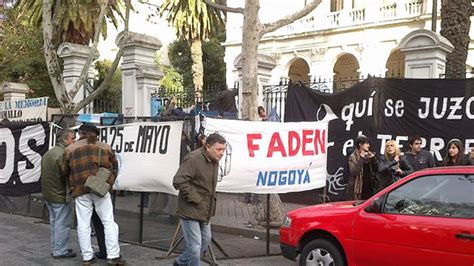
[204,117,333,194]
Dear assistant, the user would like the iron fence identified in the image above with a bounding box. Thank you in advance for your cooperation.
[0,114,290,261]
[151,83,231,111]
[263,76,364,120]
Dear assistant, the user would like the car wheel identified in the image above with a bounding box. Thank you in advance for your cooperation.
[299,238,345,266]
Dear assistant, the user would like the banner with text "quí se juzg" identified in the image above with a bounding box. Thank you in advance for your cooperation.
[204,117,334,194]
[285,78,474,201]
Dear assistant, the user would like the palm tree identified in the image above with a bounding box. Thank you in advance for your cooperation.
[440,0,472,78]
[16,0,124,45]
[160,0,224,104]
[11,0,130,115]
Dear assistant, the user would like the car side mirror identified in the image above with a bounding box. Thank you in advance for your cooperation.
[365,198,383,213]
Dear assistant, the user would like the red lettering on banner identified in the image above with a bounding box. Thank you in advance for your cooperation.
[248,129,326,158]
[288,131,301,156]
[267,132,287,157]
[314,129,326,155]
[247,133,262,157]
[301,130,314,156]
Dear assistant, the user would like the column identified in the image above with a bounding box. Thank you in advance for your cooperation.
[234,53,276,119]
[57,43,96,114]
[117,32,163,117]
[399,29,454,78]
[1,82,29,102]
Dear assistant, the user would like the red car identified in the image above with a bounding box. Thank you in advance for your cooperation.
[280,166,474,266]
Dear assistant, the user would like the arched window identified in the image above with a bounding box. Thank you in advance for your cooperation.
[333,54,360,92]
[288,58,310,84]
[385,49,405,78]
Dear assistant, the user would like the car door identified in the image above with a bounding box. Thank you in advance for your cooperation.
[352,174,474,266]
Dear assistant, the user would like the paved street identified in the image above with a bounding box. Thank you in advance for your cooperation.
[0,212,296,265]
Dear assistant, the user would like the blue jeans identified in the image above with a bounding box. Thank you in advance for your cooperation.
[45,201,72,256]
[176,219,212,266]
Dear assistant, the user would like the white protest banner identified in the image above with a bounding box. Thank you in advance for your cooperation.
[204,117,332,194]
[97,122,183,195]
[0,97,48,122]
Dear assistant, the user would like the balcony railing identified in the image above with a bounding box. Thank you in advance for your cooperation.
[349,8,366,24]
[272,0,426,37]
[380,3,397,20]
[406,0,423,15]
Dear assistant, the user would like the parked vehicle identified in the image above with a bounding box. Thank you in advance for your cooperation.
[280,166,474,266]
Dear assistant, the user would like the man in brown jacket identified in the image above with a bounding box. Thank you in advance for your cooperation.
[62,123,125,265]
[172,133,226,266]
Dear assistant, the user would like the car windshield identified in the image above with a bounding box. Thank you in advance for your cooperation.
[384,174,474,218]
[353,200,366,206]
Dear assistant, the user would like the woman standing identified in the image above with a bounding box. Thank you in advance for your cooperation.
[377,140,414,190]
[442,139,472,166]
[348,135,378,200]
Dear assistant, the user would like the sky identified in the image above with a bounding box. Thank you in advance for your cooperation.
[98,1,176,63]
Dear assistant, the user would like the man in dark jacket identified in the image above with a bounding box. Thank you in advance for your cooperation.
[173,133,226,266]
[216,88,238,113]
[41,129,76,258]
[401,135,435,171]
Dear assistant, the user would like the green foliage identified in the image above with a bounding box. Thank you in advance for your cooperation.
[168,39,193,89]
[0,8,58,106]
[202,38,226,87]
[168,38,226,89]
[93,60,122,113]
[158,65,184,93]
[16,0,125,45]
[160,0,224,42]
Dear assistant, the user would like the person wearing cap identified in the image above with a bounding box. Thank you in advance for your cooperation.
[347,135,378,200]
[41,129,76,259]
[442,139,472,166]
[62,123,125,265]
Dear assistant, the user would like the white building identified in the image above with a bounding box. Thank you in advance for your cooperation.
[223,0,474,93]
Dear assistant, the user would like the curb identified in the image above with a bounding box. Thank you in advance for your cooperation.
[212,223,280,242]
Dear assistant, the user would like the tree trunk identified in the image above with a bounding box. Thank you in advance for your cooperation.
[440,0,472,78]
[42,0,69,111]
[204,0,323,225]
[252,194,285,227]
[240,0,285,224]
[191,38,204,104]
[241,0,261,121]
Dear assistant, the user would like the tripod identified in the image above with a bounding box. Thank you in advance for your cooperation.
[160,222,229,265]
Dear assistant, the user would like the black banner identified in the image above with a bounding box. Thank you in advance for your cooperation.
[0,122,49,196]
[285,78,474,201]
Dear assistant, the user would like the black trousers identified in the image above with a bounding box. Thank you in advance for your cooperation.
[91,209,106,256]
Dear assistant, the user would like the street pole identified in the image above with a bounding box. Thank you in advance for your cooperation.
[431,0,438,32]
[266,194,270,255]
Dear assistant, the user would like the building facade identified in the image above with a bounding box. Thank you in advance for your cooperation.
[223,0,474,93]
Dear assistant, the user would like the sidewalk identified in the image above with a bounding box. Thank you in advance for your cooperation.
[212,193,306,240]
[114,192,307,241]
[0,212,296,265]
[0,192,309,261]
